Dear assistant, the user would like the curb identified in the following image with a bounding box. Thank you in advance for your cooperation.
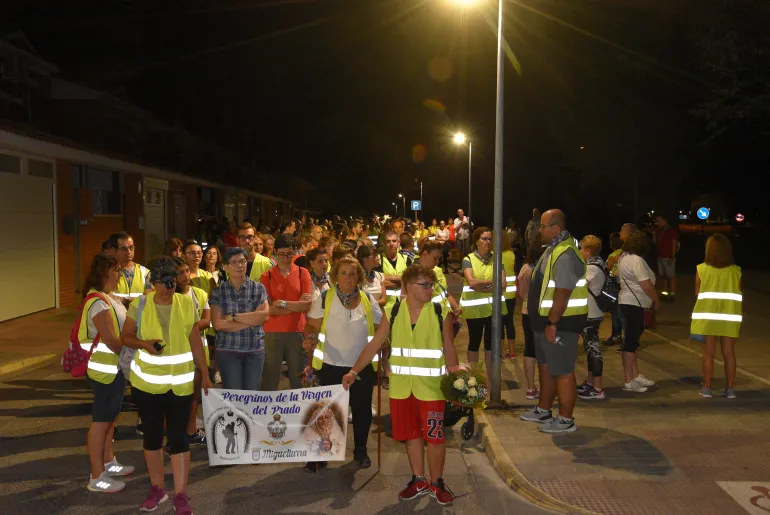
[476,409,600,515]
[0,353,59,379]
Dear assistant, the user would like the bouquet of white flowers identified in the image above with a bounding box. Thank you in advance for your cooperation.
[440,363,487,409]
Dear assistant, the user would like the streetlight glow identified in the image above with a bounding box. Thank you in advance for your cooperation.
[453,132,466,145]
[398,193,403,198]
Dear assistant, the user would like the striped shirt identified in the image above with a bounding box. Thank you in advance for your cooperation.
[209,278,268,353]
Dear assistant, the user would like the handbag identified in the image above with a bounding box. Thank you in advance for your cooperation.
[62,292,110,377]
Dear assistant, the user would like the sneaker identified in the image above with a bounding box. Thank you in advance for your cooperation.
[578,388,606,400]
[371,404,377,418]
[635,375,655,387]
[525,389,540,400]
[355,453,372,469]
[540,416,578,434]
[724,388,737,399]
[347,411,353,423]
[104,457,135,476]
[136,422,144,436]
[519,406,553,423]
[699,387,713,399]
[576,381,593,393]
[603,335,621,346]
[623,379,648,393]
[214,371,222,384]
[139,485,168,511]
[429,478,455,505]
[188,429,206,446]
[398,475,430,500]
[173,493,193,515]
[87,471,125,493]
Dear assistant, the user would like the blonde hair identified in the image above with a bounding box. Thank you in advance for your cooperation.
[704,234,734,268]
[330,255,366,287]
[579,235,602,257]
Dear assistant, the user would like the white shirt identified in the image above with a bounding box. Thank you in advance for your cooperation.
[618,253,656,308]
[435,228,449,242]
[454,216,470,240]
[87,295,127,340]
[363,271,384,300]
[308,291,383,367]
[585,263,605,319]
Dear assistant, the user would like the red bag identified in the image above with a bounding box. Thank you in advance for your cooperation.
[62,292,109,378]
[644,309,656,330]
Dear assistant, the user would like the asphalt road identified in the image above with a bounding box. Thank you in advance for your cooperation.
[0,359,552,515]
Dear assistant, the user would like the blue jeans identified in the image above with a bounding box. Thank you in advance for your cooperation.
[217,351,265,391]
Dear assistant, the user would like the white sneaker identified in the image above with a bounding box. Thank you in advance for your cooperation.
[104,458,135,477]
[371,404,377,418]
[635,374,655,387]
[348,411,353,423]
[623,379,648,393]
[87,471,126,493]
[214,371,222,384]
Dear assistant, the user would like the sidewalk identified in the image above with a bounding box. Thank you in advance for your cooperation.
[447,273,770,515]
[0,308,75,377]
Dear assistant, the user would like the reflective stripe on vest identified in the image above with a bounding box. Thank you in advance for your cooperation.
[312,288,378,370]
[391,347,443,359]
[88,361,119,375]
[130,360,196,386]
[385,289,402,297]
[697,292,742,301]
[691,263,742,338]
[537,240,588,317]
[391,365,447,377]
[459,296,506,307]
[459,253,508,318]
[691,313,743,322]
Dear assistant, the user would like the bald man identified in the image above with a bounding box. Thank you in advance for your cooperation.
[310,225,323,247]
[519,209,588,434]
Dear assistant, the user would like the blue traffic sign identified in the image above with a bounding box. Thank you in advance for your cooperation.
[411,200,422,211]
[697,207,710,220]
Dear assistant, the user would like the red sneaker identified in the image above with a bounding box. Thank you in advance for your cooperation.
[398,476,429,501]
[430,478,455,505]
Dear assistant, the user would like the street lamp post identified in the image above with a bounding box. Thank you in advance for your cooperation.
[414,178,423,222]
[392,202,397,217]
[398,193,405,219]
[453,133,472,227]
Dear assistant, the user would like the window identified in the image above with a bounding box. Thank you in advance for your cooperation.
[0,153,21,175]
[28,159,54,179]
[87,168,122,215]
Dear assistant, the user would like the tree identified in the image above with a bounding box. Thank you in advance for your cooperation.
[690,0,770,140]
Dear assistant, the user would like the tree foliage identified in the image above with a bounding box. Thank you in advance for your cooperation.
[690,0,770,139]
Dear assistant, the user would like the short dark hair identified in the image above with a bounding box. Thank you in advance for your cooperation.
[306,247,327,262]
[275,234,295,250]
[399,232,414,248]
[172,256,186,267]
[418,240,442,256]
[182,239,201,253]
[401,263,437,288]
[622,231,651,257]
[147,255,179,285]
[356,244,375,262]
[224,247,247,264]
[108,231,131,250]
[101,239,111,252]
[609,232,622,251]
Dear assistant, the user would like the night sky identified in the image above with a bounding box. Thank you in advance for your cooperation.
[5,0,767,228]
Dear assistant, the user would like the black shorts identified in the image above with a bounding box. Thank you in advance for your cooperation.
[522,314,536,358]
[619,304,645,352]
[466,317,492,352]
[88,372,126,423]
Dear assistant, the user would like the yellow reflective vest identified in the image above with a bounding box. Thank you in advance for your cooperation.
[312,287,377,371]
[691,263,742,338]
[502,250,517,300]
[388,301,446,401]
[249,253,273,282]
[115,263,149,300]
[430,266,452,318]
[192,269,217,339]
[129,292,196,396]
[80,289,121,384]
[189,286,210,366]
[381,253,409,310]
[460,253,508,319]
[536,239,589,317]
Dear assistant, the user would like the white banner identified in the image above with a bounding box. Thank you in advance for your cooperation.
[202,385,350,466]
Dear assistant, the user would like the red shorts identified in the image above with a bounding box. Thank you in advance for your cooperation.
[390,395,446,444]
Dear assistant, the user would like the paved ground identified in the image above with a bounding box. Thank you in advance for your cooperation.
[476,273,770,515]
[0,297,551,514]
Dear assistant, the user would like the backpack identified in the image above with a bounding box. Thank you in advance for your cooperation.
[588,263,620,313]
[62,292,110,378]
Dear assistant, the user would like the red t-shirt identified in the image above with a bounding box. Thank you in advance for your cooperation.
[260,265,313,332]
[657,227,679,258]
[223,232,239,248]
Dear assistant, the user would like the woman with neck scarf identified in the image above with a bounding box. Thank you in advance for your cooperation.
[460,227,507,382]
[303,256,383,470]
[356,244,387,308]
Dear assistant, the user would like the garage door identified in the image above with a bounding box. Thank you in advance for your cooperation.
[0,165,56,322]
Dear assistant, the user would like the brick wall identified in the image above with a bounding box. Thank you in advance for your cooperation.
[77,189,123,292]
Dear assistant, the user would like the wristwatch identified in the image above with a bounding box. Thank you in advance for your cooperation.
[546,319,556,327]
[231,314,237,322]
[280,300,287,309]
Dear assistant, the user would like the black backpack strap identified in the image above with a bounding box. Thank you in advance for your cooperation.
[389,299,401,328]
[321,289,329,310]
[432,301,443,327]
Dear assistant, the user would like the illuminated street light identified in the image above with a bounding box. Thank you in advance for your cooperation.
[453,132,473,229]
[398,193,405,217]
[453,132,466,145]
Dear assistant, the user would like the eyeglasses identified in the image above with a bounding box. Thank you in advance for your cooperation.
[228,260,248,268]
[118,245,136,252]
[186,251,203,256]
[238,235,256,241]
[414,282,435,289]
[276,252,294,258]
[479,237,492,242]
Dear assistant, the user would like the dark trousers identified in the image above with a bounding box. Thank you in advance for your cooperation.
[317,363,376,457]
[133,388,193,454]
[582,319,603,378]
[502,298,516,340]
[610,304,623,337]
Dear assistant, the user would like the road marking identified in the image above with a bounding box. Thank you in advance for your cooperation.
[717,482,770,514]
[646,329,770,387]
